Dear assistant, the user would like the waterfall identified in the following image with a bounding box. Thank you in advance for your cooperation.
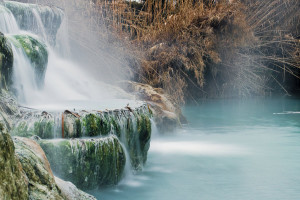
[1,1,133,108]
[1,0,153,189]
[8,38,38,103]
[0,5,19,34]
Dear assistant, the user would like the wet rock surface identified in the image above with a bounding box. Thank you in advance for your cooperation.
[38,135,126,189]
[12,104,152,170]
[0,32,13,90]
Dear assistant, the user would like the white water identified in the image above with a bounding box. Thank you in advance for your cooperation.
[9,40,38,102]
[0,5,19,34]
[0,2,134,110]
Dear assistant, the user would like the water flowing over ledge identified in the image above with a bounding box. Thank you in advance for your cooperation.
[0,0,153,198]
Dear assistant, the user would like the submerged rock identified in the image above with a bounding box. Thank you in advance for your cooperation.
[0,32,13,90]
[38,135,126,189]
[9,34,48,87]
[13,136,64,200]
[0,124,28,200]
[4,0,64,45]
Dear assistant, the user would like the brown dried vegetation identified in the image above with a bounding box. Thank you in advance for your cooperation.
[89,0,299,104]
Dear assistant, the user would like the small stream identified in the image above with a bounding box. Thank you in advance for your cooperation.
[91,98,300,200]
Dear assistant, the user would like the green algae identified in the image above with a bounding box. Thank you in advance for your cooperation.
[34,120,54,139]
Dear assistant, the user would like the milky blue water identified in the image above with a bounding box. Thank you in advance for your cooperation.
[91,98,300,200]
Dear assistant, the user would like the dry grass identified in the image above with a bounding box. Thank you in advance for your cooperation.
[89,0,299,102]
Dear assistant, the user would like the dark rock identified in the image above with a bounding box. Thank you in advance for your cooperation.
[0,32,13,90]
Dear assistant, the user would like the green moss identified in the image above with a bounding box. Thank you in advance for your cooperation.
[11,121,33,137]
[34,120,54,139]
[125,112,152,170]
[110,116,121,137]
[82,113,100,136]
[75,119,82,137]
[39,136,126,189]
[99,114,111,136]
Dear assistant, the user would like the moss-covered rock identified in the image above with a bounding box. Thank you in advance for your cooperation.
[13,136,64,199]
[12,110,57,138]
[38,135,126,189]
[128,113,151,170]
[12,104,152,170]
[0,124,29,200]
[62,106,152,170]
[4,0,64,45]
[0,32,13,90]
[9,34,48,87]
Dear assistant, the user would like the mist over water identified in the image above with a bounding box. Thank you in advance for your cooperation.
[91,98,300,200]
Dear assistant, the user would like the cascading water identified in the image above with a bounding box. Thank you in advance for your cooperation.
[0,1,134,108]
[0,5,19,34]
[8,39,38,102]
[0,1,153,193]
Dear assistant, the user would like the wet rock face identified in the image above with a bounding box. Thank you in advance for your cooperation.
[0,32,13,89]
[13,137,64,200]
[38,135,126,189]
[13,104,153,170]
[4,0,64,45]
[0,125,29,200]
[63,106,152,170]
[11,34,48,87]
